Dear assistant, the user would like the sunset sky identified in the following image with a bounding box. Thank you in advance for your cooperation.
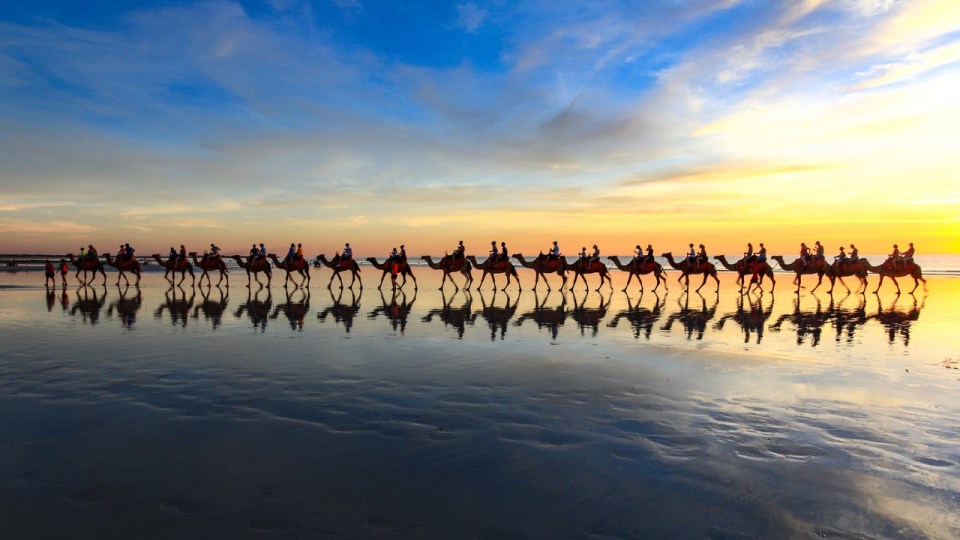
[2,0,959,256]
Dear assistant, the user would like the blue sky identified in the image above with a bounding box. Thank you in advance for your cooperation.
[2,1,960,254]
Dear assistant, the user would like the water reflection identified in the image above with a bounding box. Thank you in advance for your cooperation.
[569,290,611,337]
[477,290,520,340]
[194,285,229,330]
[70,285,107,325]
[421,290,476,339]
[316,288,362,333]
[270,287,311,331]
[713,291,774,344]
[234,287,272,331]
[871,294,925,346]
[607,292,667,340]
[661,292,719,340]
[514,291,567,340]
[769,294,833,346]
[367,289,415,334]
[107,285,142,329]
[154,285,195,327]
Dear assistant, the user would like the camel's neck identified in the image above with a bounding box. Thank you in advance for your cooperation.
[664,256,682,270]
[514,255,534,268]
[421,257,442,269]
[608,256,628,270]
[715,256,737,271]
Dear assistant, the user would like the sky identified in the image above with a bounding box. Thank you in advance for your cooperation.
[1,0,959,256]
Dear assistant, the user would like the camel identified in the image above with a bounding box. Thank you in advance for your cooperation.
[569,290,611,336]
[193,285,230,329]
[466,256,521,292]
[104,253,142,286]
[316,288,362,333]
[826,259,870,294]
[315,254,362,290]
[713,255,775,293]
[770,255,830,293]
[862,259,926,294]
[713,291,775,344]
[151,254,195,286]
[512,253,567,291]
[607,255,667,293]
[660,291,719,340]
[190,252,229,287]
[421,290,477,339]
[234,287,272,330]
[107,284,142,329]
[231,255,272,288]
[476,289,520,340]
[68,254,107,286]
[271,287,311,331]
[514,291,568,340]
[420,255,473,290]
[368,289,417,334]
[607,292,667,340]
[660,253,720,293]
[567,258,614,292]
[366,257,417,290]
[268,254,310,288]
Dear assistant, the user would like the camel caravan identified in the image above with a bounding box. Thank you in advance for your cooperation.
[57,239,926,295]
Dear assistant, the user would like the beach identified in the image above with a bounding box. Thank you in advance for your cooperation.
[1,269,958,538]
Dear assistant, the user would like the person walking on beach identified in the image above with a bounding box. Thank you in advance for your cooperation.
[44,260,55,286]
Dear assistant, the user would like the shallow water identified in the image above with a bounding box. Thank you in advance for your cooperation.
[1,269,958,538]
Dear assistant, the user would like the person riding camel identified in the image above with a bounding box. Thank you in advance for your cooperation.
[258,243,266,261]
[902,243,915,270]
[888,244,901,271]
[342,243,352,263]
[124,243,135,262]
[285,243,296,263]
[118,245,126,259]
[634,245,643,263]
[744,243,754,263]
[757,243,767,263]
[79,246,86,259]
[168,247,178,264]
[697,244,708,266]
[686,243,697,267]
[248,244,258,264]
[295,243,303,260]
[446,241,465,270]
[86,245,98,261]
[800,243,811,267]
[179,245,187,263]
[590,245,600,268]
[834,246,847,269]
[645,244,655,265]
[388,247,398,264]
[849,244,859,263]
[204,243,220,264]
[398,244,407,262]
[548,241,561,261]
[814,241,825,267]
[499,242,508,264]
[579,246,588,266]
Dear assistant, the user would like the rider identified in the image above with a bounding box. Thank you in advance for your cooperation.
[285,243,296,263]
[342,243,352,262]
[849,244,859,263]
[258,243,267,260]
[248,244,258,264]
[686,243,697,265]
[489,241,498,264]
[79,246,86,259]
[634,245,643,262]
[800,243,811,267]
[744,243,754,263]
[86,245,98,261]
[645,244,655,265]
[834,246,847,268]
[388,246,398,264]
[168,246,178,264]
[579,246,588,265]
[590,244,600,265]
[902,242,915,268]
[398,244,407,261]
[124,243,135,262]
[888,244,901,271]
[814,241,825,266]
[757,243,767,263]
[295,243,304,260]
[499,242,508,264]
[548,241,561,261]
[179,244,187,263]
[446,241,465,270]
[697,244,708,265]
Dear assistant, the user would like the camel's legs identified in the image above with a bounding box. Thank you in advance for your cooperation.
[408,270,417,290]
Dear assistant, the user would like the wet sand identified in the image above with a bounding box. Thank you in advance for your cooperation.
[0,270,958,538]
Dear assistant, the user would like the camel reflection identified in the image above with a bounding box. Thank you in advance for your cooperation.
[660,292,719,340]
[154,285,195,327]
[569,290,611,337]
[421,290,477,339]
[713,292,774,344]
[514,291,567,340]
[234,287,272,331]
[476,290,520,340]
[70,285,107,325]
[316,288,362,333]
[830,293,869,344]
[368,289,416,334]
[271,287,311,331]
[607,292,667,340]
[769,294,832,346]
[193,285,230,330]
[107,285,142,329]
[869,293,925,346]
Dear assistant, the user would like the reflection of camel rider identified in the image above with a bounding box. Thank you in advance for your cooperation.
[499,242,508,263]
[549,241,561,261]
[834,246,847,268]
[849,244,858,263]
[814,241,825,264]
[757,243,767,263]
